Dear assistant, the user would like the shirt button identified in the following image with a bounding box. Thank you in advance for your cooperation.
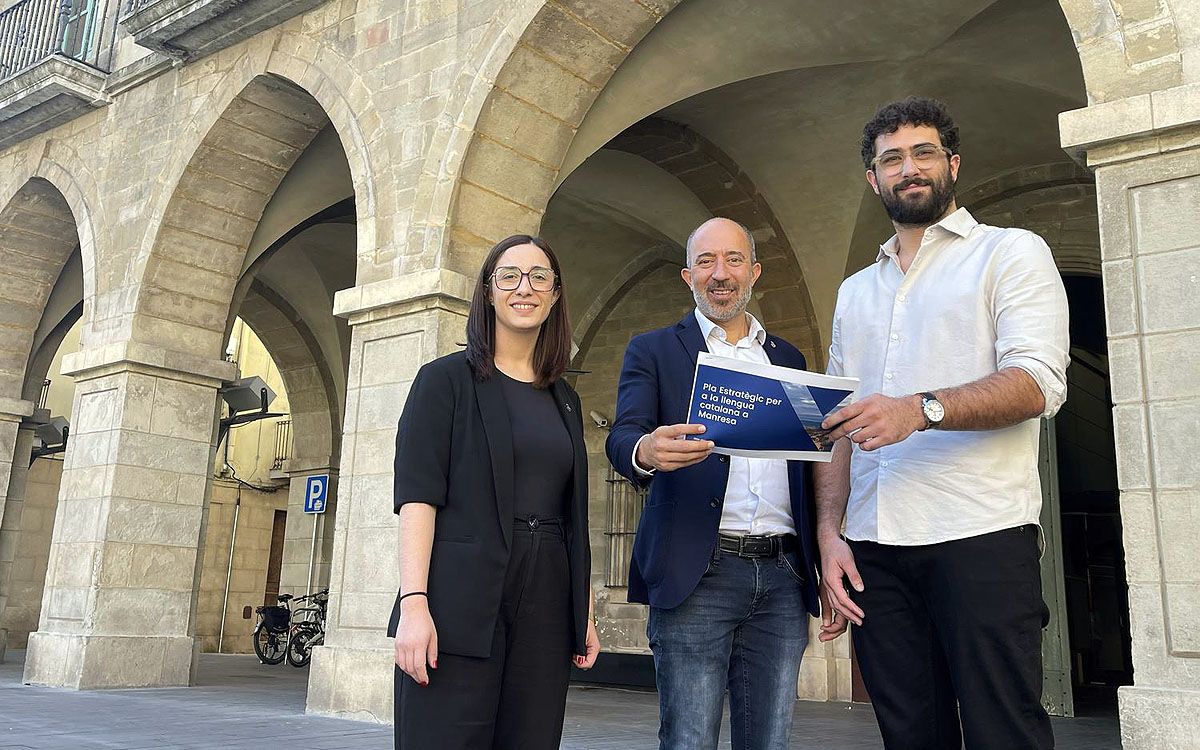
[881,461,889,468]
[890,334,898,341]
[898,294,906,302]
[885,373,894,380]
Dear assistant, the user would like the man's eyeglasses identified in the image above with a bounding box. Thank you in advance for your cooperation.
[492,266,558,292]
[871,144,953,175]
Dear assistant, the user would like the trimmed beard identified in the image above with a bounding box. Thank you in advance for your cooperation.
[880,171,956,226]
[692,281,753,323]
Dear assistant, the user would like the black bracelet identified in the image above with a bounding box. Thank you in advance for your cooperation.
[399,591,428,603]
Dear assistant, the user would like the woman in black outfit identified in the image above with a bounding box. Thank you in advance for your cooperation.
[388,234,600,749]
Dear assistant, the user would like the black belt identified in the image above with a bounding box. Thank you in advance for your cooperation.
[717,532,796,559]
[513,515,565,532]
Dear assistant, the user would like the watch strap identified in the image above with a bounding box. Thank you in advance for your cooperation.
[920,392,939,430]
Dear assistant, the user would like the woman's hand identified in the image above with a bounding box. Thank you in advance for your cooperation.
[394,597,438,686]
[573,618,601,669]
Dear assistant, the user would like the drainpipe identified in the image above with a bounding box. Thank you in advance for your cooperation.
[217,487,241,653]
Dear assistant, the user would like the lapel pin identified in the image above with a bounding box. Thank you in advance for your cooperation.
[769,340,776,348]
[566,404,572,412]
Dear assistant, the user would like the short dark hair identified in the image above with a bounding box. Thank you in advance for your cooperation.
[465,234,572,389]
[860,97,960,169]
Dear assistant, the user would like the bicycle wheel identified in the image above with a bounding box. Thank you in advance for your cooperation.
[254,627,287,665]
[286,624,318,668]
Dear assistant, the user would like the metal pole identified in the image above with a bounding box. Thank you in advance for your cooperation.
[217,489,241,653]
[306,511,319,596]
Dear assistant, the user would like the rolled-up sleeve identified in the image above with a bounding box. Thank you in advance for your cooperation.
[393,364,454,511]
[992,232,1070,418]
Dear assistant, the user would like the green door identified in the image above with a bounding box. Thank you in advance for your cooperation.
[1039,418,1074,717]
[59,0,98,61]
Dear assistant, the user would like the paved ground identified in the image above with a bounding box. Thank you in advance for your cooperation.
[0,651,1120,749]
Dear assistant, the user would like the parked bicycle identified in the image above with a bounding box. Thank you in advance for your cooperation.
[251,588,328,666]
[286,589,328,668]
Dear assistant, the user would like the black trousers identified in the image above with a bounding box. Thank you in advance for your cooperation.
[848,525,1053,750]
[394,517,573,750]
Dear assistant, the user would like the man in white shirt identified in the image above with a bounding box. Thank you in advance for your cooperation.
[815,98,1069,750]
[606,218,819,750]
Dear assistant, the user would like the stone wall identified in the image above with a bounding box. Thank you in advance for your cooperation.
[196,479,289,654]
[0,457,61,649]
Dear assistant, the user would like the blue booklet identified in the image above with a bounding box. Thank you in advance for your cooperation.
[686,353,859,462]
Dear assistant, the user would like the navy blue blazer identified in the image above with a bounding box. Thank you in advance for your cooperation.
[605,312,820,616]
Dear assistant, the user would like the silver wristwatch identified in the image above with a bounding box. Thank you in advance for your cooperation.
[920,392,944,431]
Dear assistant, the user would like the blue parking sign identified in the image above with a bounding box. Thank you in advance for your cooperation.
[304,474,329,514]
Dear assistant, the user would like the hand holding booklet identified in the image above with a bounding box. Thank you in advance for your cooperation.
[686,352,859,462]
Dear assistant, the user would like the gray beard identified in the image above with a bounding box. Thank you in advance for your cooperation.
[693,283,753,323]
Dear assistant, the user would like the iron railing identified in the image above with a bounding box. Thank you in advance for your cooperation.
[0,0,117,82]
[38,378,51,409]
[604,467,646,588]
[272,418,292,471]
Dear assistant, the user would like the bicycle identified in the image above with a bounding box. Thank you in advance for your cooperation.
[286,589,328,668]
[252,594,295,665]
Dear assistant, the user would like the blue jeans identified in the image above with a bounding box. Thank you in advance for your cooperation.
[648,545,809,750]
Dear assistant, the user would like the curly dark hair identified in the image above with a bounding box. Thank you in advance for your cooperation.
[860,97,960,169]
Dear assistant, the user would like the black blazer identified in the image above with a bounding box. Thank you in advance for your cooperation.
[386,351,590,658]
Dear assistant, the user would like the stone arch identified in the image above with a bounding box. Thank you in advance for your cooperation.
[0,146,101,348]
[1055,0,1183,104]
[417,0,684,276]
[425,0,1179,282]
[266,33,377,276]
[0,178,86,403]
[237,281,341,466]
[961,162,1101,277]
[131,73,342,359]
[607,117,823,361]
[572,244,678,361]
[129,35,376,348]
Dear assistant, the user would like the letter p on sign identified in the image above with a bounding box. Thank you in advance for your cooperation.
[304,474,329,514]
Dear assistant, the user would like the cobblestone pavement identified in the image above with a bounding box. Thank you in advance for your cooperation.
[1,651,1120,749]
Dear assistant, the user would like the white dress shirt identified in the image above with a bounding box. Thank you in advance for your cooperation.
[633,309,795,536]
[827,208,1069,545]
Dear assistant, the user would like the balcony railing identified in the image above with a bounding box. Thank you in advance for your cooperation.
[0,0,117,82]
[272,418,292,472]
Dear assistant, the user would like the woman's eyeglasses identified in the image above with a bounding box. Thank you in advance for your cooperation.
[492,266,557,292]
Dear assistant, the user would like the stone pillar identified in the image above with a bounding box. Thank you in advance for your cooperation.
[0,424,49,653]
[23,347,235,689]
[1061,88,1200,748]
[279,460,339,598]
[306,270,471,722]
[0,404,33,660]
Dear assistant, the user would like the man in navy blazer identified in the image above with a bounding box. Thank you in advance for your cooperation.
[606,218,820,750]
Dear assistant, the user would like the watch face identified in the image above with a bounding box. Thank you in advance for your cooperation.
[924,399,945,423]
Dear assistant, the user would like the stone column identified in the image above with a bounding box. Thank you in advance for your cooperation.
[23,346,235,689]
[1061,88,1200,747]
[306,270,471,722]
[0,423,45,656]
[279,460,339,597]
[0,404,33,661]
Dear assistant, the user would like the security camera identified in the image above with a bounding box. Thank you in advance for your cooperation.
[589,410,609,429]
